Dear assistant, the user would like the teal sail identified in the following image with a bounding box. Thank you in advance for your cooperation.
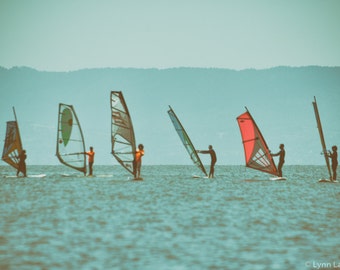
[168,106,207,176]
[111,91,136,175]
[56,103,86,174]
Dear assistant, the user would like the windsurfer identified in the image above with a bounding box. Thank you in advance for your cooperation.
[86,146,95,176]
[134,144,144,179]
[197,145,217,178]
[327,145,338,181]
[17,150,27,177]
[271,144,285,177]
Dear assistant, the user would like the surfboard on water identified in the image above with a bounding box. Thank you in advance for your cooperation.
[312,97,335,183]
[236,107,287,180]
[3,174,47,178]
[56,103,87,176]
[29,174,47,178]
[192,175,210,179]
[111,91,144,179]
[168,106,208,178]
[61,173,88,178]
[318,179,338,183]
[61,173,114,178]
[270,177,287,181]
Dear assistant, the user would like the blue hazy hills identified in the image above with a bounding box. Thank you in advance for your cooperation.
[0,66,339,166]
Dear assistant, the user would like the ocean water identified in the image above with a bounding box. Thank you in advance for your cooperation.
[0,165,339,270]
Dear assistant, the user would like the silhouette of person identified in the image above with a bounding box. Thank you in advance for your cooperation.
[134,144,144,179]
[197,145,217,178]
[17,149,27,177]
[85,146,95,176]
[328,145,338,181]
[271,144,285,177]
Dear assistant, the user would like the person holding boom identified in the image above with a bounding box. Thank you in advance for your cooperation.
[197,145,217,178]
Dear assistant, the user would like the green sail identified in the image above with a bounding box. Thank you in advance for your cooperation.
[60,107,73,146]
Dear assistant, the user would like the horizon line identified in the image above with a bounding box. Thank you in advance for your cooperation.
[1,64,340,73]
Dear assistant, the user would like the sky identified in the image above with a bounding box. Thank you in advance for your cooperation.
[1,0,340,71]
[0,0,340,168]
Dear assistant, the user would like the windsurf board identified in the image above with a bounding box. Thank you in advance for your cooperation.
[269,177,287,181]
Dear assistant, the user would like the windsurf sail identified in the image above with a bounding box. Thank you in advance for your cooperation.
[312,96,332,180]
[168,106,207,176]
[2,107,23,170]
[236,108,278,175]
[111,91,136,175]
[56,103,86,174]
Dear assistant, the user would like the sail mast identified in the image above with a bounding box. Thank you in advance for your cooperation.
[312,96,332,180]
[168,106,207,176]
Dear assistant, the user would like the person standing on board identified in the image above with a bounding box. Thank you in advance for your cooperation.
[328,145,338,181]
[271,144,285,177]
[197,145,217,178]
[17,149,27,177]
[85,146,95,176]
[134,144,144,179]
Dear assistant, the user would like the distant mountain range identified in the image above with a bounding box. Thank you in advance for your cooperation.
[1,66,339,166]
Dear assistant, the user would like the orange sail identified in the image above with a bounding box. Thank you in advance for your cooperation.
[2,107,23,170]
[236,108,278,176]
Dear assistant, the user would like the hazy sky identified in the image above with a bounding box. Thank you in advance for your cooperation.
[1,0,340,71]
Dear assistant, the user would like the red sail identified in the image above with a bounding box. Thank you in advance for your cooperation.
[236,109,278,176]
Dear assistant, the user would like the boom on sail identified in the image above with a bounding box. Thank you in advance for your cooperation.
[312,96,332,180]
[110,91,136,175]
[2,107,24,171]
[56,103,86,174]
[168,106,207,177]
[236,108,278,176]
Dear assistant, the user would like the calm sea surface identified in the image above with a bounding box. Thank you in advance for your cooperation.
[0,165,339,270]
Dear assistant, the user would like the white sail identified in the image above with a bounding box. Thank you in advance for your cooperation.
[56,103,86,174]
[111,91,136,175]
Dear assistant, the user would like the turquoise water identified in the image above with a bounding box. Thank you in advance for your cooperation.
[0,165,339,270]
